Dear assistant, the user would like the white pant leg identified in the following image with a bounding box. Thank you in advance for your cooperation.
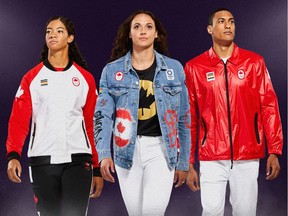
[229,160,259,216]
[200,160,230,216]
[116,136,143,216]
[141,136,174,216]
[116,136,174,216]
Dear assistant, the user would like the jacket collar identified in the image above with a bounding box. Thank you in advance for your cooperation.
[209,43,239,66]
[123,50,168,73]
[44,59,73,71]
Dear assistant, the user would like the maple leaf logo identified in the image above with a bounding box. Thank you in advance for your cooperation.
[115,71,124,81]
[114,109,132,147]
[15,86,24,100]
[72,77,80,86]
[117,122,126,133]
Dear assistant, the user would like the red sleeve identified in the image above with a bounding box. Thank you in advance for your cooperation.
[258,59,283,155]
[6,64,42,159]
[184,62,199,164]
[80,69,99,168]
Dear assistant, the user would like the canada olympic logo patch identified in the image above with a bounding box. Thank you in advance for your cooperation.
[72,77,80,86]
[114,109,132,147]
[237,70,245,79]
[115,71,124,81]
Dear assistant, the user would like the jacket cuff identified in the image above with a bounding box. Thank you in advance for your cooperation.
[176,160,190,171]
[7,151,20,162]
[93,167,102,177]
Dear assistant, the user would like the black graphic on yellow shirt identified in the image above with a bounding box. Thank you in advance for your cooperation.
[138,80,156,120]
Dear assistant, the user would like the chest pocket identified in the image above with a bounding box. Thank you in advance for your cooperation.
[108,88,129,97]
[108,88,130,107]
[163,85,182,109]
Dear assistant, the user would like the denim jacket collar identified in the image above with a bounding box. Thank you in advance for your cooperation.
[124,50,169,73]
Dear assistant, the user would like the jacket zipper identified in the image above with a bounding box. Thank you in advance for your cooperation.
[82,121,90,149]
[30,123,36,150]
[224,63,234,169]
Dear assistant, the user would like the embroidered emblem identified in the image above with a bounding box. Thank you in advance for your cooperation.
[115,71,124,81]
[40,79,48,86]
[72,77,80,86]
[237,70,245,79]
[206,72,215,82]
[166,69,174,80]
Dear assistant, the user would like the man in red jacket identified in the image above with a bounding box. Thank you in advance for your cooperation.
[184,8,283,216]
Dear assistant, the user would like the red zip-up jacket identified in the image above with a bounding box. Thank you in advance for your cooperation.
[184,44,283,164]
[6,60,100,175]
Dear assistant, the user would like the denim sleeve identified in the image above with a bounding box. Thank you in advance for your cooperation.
[176,65,191,171]
[94,66,115,162]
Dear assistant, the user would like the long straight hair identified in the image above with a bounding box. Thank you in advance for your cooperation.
[109,10,169,62]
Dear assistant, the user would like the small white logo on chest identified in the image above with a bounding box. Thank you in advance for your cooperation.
[115,71,124,81]
[166,69,174,80]
[206,72,215,81]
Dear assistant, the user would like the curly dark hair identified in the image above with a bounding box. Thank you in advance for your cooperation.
[39,16,89,70]
[109,10,169,62]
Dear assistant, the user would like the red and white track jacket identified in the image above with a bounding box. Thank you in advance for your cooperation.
[184,44,283,164]
[6,59,100,171]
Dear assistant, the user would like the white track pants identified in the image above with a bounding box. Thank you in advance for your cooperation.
[116,136,175,216]
[200,160,259,216]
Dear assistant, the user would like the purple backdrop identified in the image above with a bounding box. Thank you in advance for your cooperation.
[0,1,286,215]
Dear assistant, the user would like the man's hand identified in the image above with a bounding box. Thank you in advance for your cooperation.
[186,163,200,192]
[7,159,22,183]
[100,158,115,182]
[266,154,280,180]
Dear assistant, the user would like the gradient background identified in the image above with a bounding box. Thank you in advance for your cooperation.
[0,1,286,215]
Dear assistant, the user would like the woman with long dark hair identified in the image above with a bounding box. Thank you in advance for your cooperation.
[94,10,191,215]
[6,16,103,216]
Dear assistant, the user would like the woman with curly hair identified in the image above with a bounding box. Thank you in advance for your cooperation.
[6,16,103,216]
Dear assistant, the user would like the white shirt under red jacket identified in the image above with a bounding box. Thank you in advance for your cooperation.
[6,59,100,175]
[184,44,283,164]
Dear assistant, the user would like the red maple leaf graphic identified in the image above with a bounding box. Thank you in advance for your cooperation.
[117,122,126,133]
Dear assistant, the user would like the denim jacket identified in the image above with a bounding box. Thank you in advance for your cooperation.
[94,50,191,171]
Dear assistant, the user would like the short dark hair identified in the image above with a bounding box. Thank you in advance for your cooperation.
[208,8,233,25]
